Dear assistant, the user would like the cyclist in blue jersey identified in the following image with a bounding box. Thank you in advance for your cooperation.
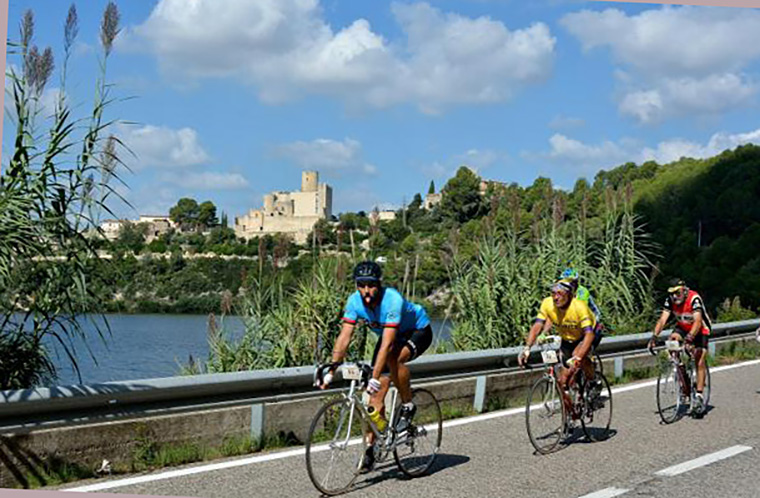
[317,260,433,471]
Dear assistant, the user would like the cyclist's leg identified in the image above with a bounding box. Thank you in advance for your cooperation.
[388,325,433,404]
[367,339,393,444]
[693,334,708,393]
[572,340,595,381]
[669,331,690,397]
[558,339,581,415]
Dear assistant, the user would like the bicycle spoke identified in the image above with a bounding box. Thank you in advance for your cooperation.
[580,373,613,441]
[394,388,442,477]
[657,358,685,424]
[306,397,367,496]
[526,376,566,454]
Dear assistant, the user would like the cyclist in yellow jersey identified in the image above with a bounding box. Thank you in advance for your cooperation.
[518,278,597,415]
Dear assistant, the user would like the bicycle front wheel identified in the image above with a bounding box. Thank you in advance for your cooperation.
[691,359,711,417]
[393,388,442,477]
[525,376,566,454]
[656,360,684,424]
[581,372,613,441]
[305,397,368,496]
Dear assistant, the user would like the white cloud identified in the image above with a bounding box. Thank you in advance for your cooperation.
[561,6,760,123]
[525,133,632,173]
[454,148,503,172]
[162,171,250,190]
[130,0,556,112]
[525,128,760,172]
[119,124,211,170]
[274,138,377,175]
[333,184,384,213]
[422,148,506,180]
[421,161,450,180]
[549,115,585,130]
[619,74,757,124]
[642,128,760,164]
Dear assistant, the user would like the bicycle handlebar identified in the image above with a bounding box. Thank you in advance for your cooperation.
[314,361,373,387]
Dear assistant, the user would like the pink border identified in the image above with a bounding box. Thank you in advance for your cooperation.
[596,0,760,6]
[0,0,757,495]
[1,0,7,167]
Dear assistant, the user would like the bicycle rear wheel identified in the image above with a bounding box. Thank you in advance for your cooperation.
[393,388,442,477]
[580,372,613,441]
[525,376,566,454]
[593,352,604,377]
[656,360,685,424]
[305,397,368,496]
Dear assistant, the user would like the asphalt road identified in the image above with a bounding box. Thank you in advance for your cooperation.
[63,359,760,498]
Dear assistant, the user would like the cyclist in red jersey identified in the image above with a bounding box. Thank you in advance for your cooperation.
[648,278,712,413]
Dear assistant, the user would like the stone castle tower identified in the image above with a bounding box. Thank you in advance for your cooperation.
[234,170,333,244]
[301,171,318,192]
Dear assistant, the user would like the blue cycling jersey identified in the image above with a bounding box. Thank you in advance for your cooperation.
[342,287,430,335]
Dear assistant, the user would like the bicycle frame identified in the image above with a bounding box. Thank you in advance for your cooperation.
[330,364,401,456]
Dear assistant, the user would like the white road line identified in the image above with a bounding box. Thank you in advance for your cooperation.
[655,445,753,477]
[63,357,760,492]
[577,487,630,498]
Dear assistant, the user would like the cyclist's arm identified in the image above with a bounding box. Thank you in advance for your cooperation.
[540,317,552,336]
[573,328,596,361]
[331,321,355,364]
[372,326,397,380]
[652,309,671,339]
[687,311,704,341]
[528,318,550,347]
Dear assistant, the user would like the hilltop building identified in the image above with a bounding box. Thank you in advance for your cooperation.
[235,171,333,244]
[99,215,175,242]
[423,192,442,210]
[369,209,397,226]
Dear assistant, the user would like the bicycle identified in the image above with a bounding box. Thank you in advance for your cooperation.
[525,335,613,454]
[652,339,711,423]
[305,362,443,496]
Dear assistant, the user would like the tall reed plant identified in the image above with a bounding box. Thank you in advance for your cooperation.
[184,256,377,373]
[0,4,127,388]
[449,187,657,350]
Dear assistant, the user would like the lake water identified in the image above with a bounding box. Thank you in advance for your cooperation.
[44,314,453,386]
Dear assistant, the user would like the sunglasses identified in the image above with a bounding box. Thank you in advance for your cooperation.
[356,281,379,290]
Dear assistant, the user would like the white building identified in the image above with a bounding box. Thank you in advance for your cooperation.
[369,209,397,225]
[100,219,127,240]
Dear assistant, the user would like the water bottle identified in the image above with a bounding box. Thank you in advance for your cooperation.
[367,405,387,432]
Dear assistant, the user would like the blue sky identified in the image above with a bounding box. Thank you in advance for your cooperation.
[4,0,760,222]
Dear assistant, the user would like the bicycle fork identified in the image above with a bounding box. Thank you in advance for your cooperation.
[672,353,691,399]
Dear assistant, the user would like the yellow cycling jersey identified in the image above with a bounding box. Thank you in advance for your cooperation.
[536,296,596,342]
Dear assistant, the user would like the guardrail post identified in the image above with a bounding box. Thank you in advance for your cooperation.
[251,403,265,443]
[708,342,716,356]
[614,357,624,379]
[473,376,487,413]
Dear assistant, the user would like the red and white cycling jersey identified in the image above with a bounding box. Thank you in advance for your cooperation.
[663,289,712,335]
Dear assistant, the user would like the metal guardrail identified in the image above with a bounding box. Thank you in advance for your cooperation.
[1,319,758,423]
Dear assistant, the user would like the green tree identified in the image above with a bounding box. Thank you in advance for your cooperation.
[169,198,199,230]
[440,166,484,224]
[116,221,148,253]
[198,200,218,229]
[428,180,436,194]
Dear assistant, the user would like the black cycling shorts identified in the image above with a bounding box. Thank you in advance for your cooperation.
[560,331,600,368]
[560,339,582,368]
[674,330,709,349]
[371,324,433,373]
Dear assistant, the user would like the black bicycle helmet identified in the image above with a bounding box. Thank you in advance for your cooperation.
[353,260,382,282]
